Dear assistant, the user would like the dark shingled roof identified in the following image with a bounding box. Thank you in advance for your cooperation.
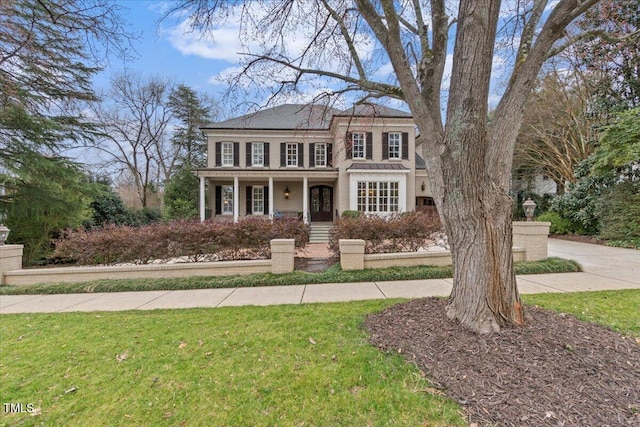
[415,153,426,169]
[347,163,410,171]
[203,103,412,130]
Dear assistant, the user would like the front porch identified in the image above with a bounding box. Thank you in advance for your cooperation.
[195,169,339,224]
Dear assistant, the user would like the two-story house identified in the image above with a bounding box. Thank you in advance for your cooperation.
[194,103,433,223]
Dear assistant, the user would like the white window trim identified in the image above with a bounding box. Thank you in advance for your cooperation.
[252,142,264,167]
[352,132,365,159]
[222,185,234,215]
[286,143,298,167]
[252,186,264,214]
[315,143,326,167]
[221,142,234,166]
[348,171,407,214]
[388,132,401,160]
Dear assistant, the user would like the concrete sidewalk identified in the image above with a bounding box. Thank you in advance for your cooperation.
[1,239,638,314]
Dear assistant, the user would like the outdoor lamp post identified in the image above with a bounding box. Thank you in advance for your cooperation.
[0,224,9,245]
[523,198,537,221]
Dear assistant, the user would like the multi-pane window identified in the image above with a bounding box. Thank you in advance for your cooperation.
[388,132,401,159]
[389,182,399,211]
[357,182,367,211]
[352,133,365,159]
[221,142,234,166]
[356,181,399,213]
[315,143,326,167]
[286,143,298,166]
[222,185,233,214]
[252,186,264,214]
[252,143,264,166]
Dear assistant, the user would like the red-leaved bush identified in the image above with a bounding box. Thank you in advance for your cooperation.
[53,217,309,265]
[328,211,442,256]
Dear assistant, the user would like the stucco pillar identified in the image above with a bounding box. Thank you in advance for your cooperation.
[512,221,551,262]
[303,177,309,224]
[199,176,206,222]
[339,239,365,271]
[270,239,295,274]
[0,244,23,285]
[233,176,239,223]
[268,176,274,219]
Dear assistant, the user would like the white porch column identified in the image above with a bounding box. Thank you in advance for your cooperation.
[199,176,206,222]
[233,176,239,223]
[303,177,309,224]
[268,176,274,219]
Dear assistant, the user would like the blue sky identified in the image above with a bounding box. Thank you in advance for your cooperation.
[95,1,230,101]
[94,1,537,118]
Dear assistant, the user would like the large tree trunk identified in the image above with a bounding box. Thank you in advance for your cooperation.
[442,173,523,333]
[434,0,523,333]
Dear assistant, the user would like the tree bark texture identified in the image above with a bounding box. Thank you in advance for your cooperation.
[431,0,522,333]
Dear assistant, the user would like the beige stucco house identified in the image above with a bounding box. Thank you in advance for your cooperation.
[195,103,434,224]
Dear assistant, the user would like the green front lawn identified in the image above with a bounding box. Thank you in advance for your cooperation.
[0,300,465,427]
[1,290,638,426]
[0,257,581,295]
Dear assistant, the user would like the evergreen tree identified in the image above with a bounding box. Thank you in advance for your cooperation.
[163,165,200,220]
[0,0,131,262]
[168,84,219,168]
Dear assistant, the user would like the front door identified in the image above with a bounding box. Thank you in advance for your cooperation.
[310,185,333,222]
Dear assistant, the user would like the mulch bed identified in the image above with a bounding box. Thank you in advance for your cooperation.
[294,257,336,273]
[365,298,640,426]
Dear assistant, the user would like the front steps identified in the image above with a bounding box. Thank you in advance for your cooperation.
[309,223,332,244]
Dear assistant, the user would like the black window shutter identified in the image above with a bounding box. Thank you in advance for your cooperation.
[215,142,221,166]
[327,143,333,167]
[215,186,222,215]
[246,186,252,214]
[264,143,270,167]
[280,143,286,167]
[298,143,304,167]
[345,133,353,159]
[366,132,373,160]
[263,186,269,215]
[233,142,240,166]
[310,143,315,167]
[382,133,389,160]
[246,142,252,167]
[402,133,409,160]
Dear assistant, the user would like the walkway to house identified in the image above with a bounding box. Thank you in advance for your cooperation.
[1,239,638,314]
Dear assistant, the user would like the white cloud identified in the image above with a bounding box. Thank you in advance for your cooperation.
[163,18,247,62]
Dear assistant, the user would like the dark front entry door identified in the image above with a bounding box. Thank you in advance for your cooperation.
[310,185,333,222]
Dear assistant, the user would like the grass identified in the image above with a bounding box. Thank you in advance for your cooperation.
[524,289,640,337]
[0,301,466,427]
[1,290,638,426]
[0,257,581,295]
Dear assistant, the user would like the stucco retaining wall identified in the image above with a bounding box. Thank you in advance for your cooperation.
[0,240,295,286]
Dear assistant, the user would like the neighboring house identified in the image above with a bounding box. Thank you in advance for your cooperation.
[512,173,558,197]
[195,103,434,223]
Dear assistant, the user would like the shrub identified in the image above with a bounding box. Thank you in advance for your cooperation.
[328,211,442,256]
[340,210,362,218]
[536,211,574,235]
[595,181,640,241]
[53,217,309,265]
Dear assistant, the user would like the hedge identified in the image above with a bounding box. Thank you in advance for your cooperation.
[53,217,309,265]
